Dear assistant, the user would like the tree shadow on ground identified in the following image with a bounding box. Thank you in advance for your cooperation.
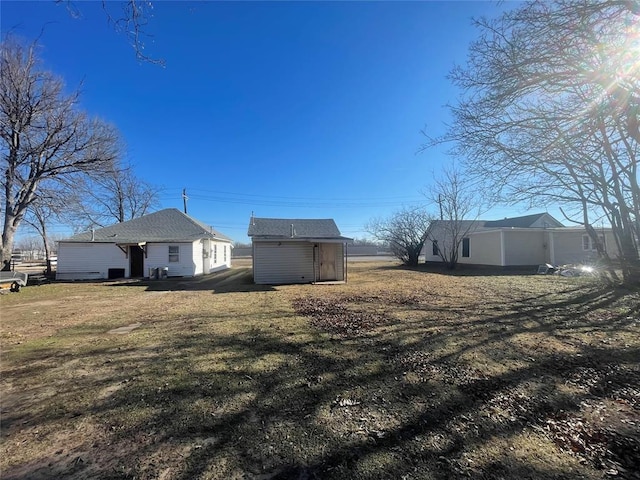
[2,273,638,480]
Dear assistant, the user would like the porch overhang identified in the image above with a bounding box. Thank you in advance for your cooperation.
[115,242,148,258]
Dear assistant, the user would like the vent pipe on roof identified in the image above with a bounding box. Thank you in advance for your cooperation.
[91,228,95,242]
[291,223,295,238]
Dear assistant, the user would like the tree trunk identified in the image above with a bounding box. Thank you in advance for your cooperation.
[1,220,17,271]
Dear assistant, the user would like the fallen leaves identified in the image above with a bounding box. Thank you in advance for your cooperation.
[292,297,390,335]
[544,410,640,478]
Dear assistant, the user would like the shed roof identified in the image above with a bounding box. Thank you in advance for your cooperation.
[248,217,351,240]
[61,208,232,244]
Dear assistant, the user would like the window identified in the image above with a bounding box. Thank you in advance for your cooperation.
[582,234,605,251]
[168,245,179,262]
[223,245,227,262]
[213,244,217,262]
[432,240,439,256]
[462,238,470,258]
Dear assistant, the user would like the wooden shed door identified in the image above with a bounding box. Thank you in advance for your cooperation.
[319,244,337,281]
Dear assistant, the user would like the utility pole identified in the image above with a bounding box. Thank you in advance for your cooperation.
[182,188,188,214]
[438,194,443,220]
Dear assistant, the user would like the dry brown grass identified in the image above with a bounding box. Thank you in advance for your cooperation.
[1,261,638,480]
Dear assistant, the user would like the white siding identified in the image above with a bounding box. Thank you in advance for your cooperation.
[200,239,232,274]
[57,240,228,280]
[426,230,502,265]
[57,242,128,280]
[503,230,546,265]
[253,241,314,284]
[145,243,173,277]
[458,230,503,265]
[550,229,619,265]
[146,242,196,277]
[192,241,204,275]
[423,222,486,264]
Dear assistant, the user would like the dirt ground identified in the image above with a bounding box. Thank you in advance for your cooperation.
[0,261,638,479]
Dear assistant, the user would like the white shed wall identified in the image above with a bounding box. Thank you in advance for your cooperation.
[253,241,314,284]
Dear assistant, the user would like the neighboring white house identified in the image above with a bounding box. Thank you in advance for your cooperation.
[423,213,619,267]
[57,208,233,280]
[248,217,352,285]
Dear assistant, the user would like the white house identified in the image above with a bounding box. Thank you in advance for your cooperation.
[57,209,233,280]
[424,213,619,267]
[248,217,352,285]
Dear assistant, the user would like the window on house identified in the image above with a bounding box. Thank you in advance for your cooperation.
[462,238,470,257]
[582,234,605,251]
[223,245,227,262]
[213,244,217,263]
[168,245,179,262]
[432,240,439,256]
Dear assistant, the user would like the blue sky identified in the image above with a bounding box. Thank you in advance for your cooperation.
[2,1,531,243]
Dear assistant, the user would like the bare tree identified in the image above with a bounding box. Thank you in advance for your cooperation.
[366,206,431,266]
[22,186,66,274]
[424,166,486,269]
[65,164,160,229]
[0,38,120,268]
[14,235,41,260]
[426,0,640,284]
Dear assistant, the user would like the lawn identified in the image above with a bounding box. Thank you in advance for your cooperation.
[1,261,638,480]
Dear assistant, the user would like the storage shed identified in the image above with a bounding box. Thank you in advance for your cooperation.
[57,209,233,280]
[248,217,352,285]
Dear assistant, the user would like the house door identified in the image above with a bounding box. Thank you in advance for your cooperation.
[319,244,337,281]
[129,246,144,277]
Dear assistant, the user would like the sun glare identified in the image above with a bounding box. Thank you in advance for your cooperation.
[619,20,640,82]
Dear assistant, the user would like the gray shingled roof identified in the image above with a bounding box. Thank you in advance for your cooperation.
[248,217,350,239]
[428,213,564,234]
[483,213,563,228]
[62,208,232,243]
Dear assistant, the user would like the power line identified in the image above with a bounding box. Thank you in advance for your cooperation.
[161,187,424,203]
[159,192,424,209]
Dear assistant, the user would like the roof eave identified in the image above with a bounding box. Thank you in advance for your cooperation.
[251,235,352,243]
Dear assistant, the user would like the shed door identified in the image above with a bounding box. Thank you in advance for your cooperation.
[319,243,337,281]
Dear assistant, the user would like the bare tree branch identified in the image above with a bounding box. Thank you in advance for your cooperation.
[64,163,161,230]
[55,0,165,66]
